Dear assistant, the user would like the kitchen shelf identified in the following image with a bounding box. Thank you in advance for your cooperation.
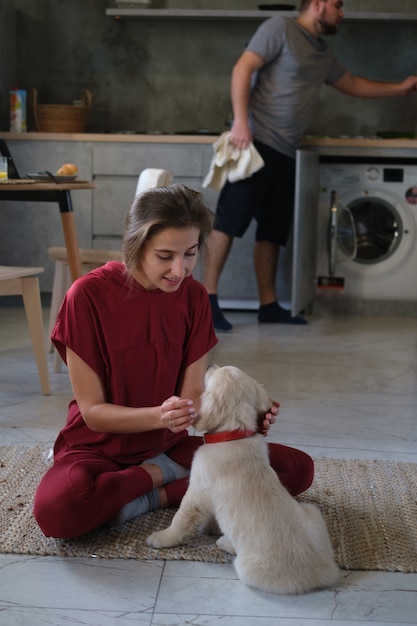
[106,9,417,22]
[106,9,292,20]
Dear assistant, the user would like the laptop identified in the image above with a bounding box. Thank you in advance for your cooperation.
[0,137,21,179]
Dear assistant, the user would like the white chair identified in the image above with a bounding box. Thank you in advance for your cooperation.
[48,168,173,372]
[0,266,51,395]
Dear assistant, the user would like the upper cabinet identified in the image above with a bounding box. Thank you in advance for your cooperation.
[105,9,417,22]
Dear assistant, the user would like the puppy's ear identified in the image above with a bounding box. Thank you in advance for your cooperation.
[255,385,274,433]
[254,382,271,414]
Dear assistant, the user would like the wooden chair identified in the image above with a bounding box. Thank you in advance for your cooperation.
[48,168,173,372]
[0,266,51,395]
[47,247,124,372]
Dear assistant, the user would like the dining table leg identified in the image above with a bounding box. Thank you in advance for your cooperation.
[57,190,83,282]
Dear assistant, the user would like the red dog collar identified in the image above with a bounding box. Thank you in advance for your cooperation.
[203,429,257,444]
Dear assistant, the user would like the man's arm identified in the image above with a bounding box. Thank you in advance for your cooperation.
[229,50,266,150]
[333,70,417,98]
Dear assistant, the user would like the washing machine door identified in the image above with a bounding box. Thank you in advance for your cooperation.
[347,196,402,264]
[328,190,356,276]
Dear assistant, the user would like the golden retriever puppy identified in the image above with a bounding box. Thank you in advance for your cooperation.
[147,365,339,594]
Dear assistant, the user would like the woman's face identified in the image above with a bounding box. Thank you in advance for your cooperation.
[134,226,200,292]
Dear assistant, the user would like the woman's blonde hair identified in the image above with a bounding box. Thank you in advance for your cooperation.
[123,183,214,275]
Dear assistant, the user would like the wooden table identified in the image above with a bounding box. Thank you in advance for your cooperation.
[0,180,96,282]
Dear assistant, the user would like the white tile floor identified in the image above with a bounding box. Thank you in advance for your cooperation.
[0,305,416,625]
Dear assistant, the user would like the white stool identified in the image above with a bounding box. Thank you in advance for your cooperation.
[135,168,173,196]
[0,266,51,395]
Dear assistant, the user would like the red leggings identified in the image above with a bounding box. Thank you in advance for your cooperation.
[34,437,314,539]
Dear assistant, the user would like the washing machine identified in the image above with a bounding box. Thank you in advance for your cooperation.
[316,157,417,300]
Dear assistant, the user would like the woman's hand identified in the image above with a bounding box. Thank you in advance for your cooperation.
[258,400,280,436]
[161,396,197,432]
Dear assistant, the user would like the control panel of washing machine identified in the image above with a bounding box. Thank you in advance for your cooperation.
[366,166,417,185]
[364,166,404,183]
[320,162,417,188]
[383,168,404,183]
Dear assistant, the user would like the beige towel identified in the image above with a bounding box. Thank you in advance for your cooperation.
[202,131,265,191]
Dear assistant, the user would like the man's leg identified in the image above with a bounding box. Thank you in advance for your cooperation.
[203,230,233,294]
[254,239,307,325]
[203,229,234,330]
[253,240,279,306]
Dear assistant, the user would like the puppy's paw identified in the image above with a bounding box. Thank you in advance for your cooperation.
[146,529,179,549]
[216,534,236,554]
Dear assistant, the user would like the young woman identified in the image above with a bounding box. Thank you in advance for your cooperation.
[34,184,314,539]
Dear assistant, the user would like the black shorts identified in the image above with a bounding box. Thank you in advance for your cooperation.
[214,141,296,246]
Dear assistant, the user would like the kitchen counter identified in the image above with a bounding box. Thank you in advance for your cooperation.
[3,131,417,153]
[302,136,417,149]
[302,136,417,159]
[1,131,219,144]
[2,131,416,296]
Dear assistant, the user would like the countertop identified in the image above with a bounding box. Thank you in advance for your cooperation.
[3,132,417,155]
[301,136,417,158]
[302,136,417,150]
[1,131,219,144]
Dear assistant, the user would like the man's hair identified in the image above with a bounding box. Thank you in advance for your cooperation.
[299,0,324,12]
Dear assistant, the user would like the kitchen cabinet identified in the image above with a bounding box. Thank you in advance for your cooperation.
[291,149,320,316]
[92,141,219,249]
[92,142,321,314]
[3,133,417,303]
[0,134,219,290]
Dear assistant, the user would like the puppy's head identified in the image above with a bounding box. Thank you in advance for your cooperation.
[196,365,271,433]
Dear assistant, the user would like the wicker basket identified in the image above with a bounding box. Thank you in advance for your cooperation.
[31,88,92,133]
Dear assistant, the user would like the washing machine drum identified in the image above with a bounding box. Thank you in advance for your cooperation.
[347,197,401,264]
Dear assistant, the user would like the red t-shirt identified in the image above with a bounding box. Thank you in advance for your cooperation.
[52,261,218,463]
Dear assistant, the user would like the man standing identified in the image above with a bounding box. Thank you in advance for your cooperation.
[204,0,417,331]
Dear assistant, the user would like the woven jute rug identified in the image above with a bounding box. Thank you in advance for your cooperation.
[1,445,416,571]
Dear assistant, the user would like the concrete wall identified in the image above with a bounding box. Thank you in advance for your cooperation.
[0,0,17,131]
[2,0,417,137]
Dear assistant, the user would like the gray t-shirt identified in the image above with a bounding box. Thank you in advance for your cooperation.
[247,17,346,158]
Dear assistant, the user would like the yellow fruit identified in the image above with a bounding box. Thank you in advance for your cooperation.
[56,163,78,176]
